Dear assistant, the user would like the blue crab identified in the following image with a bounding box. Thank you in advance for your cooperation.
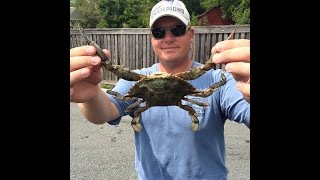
[79,28,235,132]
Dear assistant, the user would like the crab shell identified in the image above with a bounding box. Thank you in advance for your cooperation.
[125,72,201,107]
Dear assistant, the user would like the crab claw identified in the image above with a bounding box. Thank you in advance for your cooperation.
[190,114,200,131]
[131,116,142,132]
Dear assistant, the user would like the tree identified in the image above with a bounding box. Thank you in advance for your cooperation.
[98,0,153,28]
[200,0,250,24]
[97,0,126,28]
[232,0,250,24]
[183,0,205,26]
[71,0,246,28]
[70,0,76,6]
[76,0,155,28]
[73,0,105,28]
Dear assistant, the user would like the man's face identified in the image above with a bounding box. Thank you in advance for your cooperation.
[151,16,193,63]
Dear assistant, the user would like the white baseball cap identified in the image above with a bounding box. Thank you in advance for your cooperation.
[149,0,190,27]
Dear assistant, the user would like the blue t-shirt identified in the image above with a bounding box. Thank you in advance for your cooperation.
[107,61,250,180]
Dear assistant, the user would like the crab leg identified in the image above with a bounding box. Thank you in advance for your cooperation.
[106,90,139,102]
[175,29,236,80]
[183,97,209,106]
[106,90,124,100]
[203,29,236,71]
[175,65,207,80]
[79,27,146,81]
[125,99,145,113]
[131,106,148,132]
[177,102,199,131]
[106,65,146,81]
[192,73,227,98]
[106,89,145,132]
[79,27,111,66]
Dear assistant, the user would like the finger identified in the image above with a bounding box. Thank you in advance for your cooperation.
[212,39,250,54]
[70,46,96,57]
[236,82,250,103]
[225,62,250,77]
[70,55,101,72]
[70,87,74,96]
[212,46,250,64]
[231,74,250,83]
[102,49,111,58]
[70,67,91,86]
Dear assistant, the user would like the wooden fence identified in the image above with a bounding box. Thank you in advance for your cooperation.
[70,25,250,82]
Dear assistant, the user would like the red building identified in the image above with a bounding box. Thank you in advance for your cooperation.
[198,7,234,26]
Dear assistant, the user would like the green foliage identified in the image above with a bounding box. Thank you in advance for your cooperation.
[232,0,250,24]
[183,0,205,26]
[121,0,152,28]
[71,0,249,28]
[100,82,115,89]
[200,0,250,24]
[98,0,126,28]
[98,0,153,28]
[70,0,76,6]
[190,12,199,26]
[73,0,104,28]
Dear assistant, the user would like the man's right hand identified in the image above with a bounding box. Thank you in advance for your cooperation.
[70,45,110,103]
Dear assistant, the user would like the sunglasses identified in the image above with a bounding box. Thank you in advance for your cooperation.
[151,24,190,39]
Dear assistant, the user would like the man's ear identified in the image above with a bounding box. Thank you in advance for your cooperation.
[189,27,194,41]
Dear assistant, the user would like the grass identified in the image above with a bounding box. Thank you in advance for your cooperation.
[100,83,115,89]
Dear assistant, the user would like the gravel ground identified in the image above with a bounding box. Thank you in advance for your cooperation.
[70,102,250,180]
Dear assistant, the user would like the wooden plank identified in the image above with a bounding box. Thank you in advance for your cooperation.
[199,34,205,63]
[107,35,111,52]
[135,34,139,69]
[130,35,134,69]
[110,34,116,81]
[125,35,129,68]
[223,33,228,41]
[142,35,147,68]
[120,34,125,65]
[146,35,151,67]
[194,34,199,62]
[204,34,211,64]
[114,34,119,65]
[138,35,143,69]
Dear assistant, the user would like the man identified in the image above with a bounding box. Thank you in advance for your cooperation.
[70,0,250,179]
